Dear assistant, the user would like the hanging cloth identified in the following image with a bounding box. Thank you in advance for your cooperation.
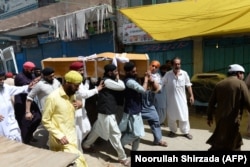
[76,10,86,38]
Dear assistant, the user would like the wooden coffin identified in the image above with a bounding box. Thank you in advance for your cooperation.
[41,52,149,78]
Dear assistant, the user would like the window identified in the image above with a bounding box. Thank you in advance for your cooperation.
[143,0,153,5]
[129,0,179,7]
[0,46,19,74]
[157,0,170,4]
[129,0,141,7]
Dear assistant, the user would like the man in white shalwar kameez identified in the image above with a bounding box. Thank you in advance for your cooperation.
[162,57,194,140]
[82,64,129,166]
[69,61,104,152]
[0,71,35,142]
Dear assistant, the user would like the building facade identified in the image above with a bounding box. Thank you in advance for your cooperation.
[0,0,250,76]
[115,0,250,76]
[0,0,115,71]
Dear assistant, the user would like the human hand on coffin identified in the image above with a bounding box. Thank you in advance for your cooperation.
[116,56,129,63]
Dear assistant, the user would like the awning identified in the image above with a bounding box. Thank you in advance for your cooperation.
[119,0,250,41]
[0,0,112,39]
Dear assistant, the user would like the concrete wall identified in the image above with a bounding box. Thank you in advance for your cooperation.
[115,0,130,41]
[193,37,203,74]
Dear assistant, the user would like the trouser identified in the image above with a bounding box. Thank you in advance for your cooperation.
[141,109,162,144]
[20,111,41,144]
[119,113,144,151]
[167,118,190,134]
[83,116,127,160]
[121,133,140,151]
[15,101,41,144]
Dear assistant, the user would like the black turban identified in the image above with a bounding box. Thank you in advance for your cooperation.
[104,64,116,73]
[124,62,135,72]
[42,67,54,76]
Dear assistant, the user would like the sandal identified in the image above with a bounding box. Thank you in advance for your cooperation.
[168,131,176,137]
[155,140,168,147]
[119,158,130,166]
[183,134,193,140]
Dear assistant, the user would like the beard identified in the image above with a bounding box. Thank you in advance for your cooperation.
[67,90,75,96]
[23,70,33,79]
[66,88,77,97]
[174,66,180,71]
[45,78,53,84]
[110,74,116,80]
[127,73,137,79]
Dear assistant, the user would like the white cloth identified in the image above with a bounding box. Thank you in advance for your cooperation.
[151,73,162,85]
[83,113,127,160]
[82,78,127,160]
[4,78,14,86]
[90,78,125,140]
[168,117,190,134]
[0,84,29,142]
[49,4,111,40]
[26,78,61,113]
[75,80,98,152]
[65,14,75,40]
[163,70,192,121]
[53,16,66,40]
[93,114,116,141]
[76,10,86,38]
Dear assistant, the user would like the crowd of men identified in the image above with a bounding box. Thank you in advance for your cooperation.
[1,58,250,167]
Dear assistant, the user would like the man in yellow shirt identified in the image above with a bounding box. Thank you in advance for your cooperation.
[42,70,87,167]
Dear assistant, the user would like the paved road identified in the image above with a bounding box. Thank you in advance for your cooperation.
[31,107,250,167]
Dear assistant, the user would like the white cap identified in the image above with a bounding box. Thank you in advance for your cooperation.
[228,64,245,73]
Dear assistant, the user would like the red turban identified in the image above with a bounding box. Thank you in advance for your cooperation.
[5,72,13,78]
[23,61,35,70]
[69,61,83,71]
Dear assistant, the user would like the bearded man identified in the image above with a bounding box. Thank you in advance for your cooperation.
[25,67,61,116]
[14,61,41,144]
[82,64,129,166]
[42,70,87,167]
[25,67,61,147]
[0,71,34,142]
